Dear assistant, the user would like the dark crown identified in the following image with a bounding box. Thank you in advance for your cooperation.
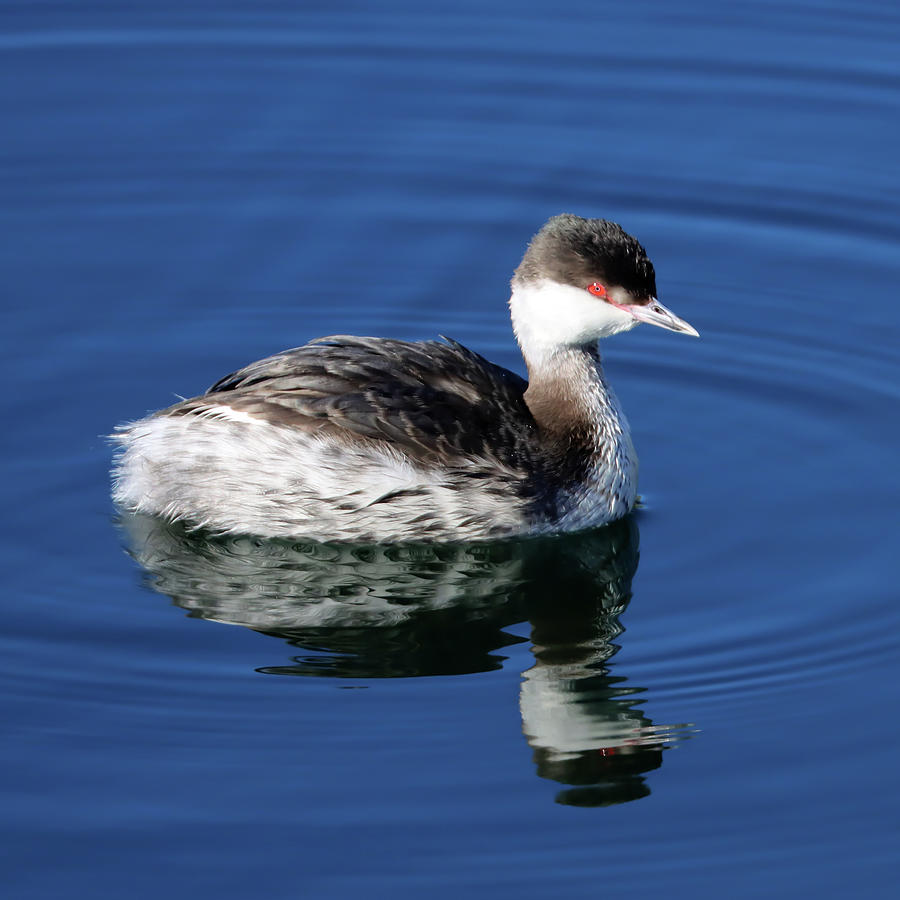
[513,214,657,300]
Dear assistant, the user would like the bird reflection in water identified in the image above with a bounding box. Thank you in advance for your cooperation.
[120,512,695,806]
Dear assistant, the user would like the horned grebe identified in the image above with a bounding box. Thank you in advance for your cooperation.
[112,214,697,542]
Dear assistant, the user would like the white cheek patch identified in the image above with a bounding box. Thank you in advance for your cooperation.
[509,280,637,366]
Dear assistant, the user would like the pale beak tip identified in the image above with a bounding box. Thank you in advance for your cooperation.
[626,298,700,338]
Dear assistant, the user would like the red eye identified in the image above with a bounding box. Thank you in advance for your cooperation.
[588,282,607,298]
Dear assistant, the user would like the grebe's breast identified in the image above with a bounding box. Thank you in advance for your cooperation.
[554,385,638,532]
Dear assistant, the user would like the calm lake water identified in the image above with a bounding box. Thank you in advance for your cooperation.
[3,1,899,897]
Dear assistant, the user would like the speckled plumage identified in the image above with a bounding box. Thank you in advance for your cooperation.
[112,335,635,541]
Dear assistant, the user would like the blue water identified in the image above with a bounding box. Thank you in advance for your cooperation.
[3,1,899,897]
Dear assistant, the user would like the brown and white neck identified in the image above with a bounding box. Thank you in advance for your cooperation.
[509,279,638,522]
[509,279,636,434]
[520,342,619,447]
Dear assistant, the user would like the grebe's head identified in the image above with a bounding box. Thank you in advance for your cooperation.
[510,214,697,364]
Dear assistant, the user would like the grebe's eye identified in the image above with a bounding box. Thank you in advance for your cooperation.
[588,282,607,298]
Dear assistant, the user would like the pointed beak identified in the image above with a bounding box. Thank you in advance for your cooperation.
[625,298,699,337]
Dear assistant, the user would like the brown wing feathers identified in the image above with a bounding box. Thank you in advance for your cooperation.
[166,336,537,469]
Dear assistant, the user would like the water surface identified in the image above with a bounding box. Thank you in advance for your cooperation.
[2,1,899,898]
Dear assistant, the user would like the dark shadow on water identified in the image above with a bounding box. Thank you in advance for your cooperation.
[120,513,695,805]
